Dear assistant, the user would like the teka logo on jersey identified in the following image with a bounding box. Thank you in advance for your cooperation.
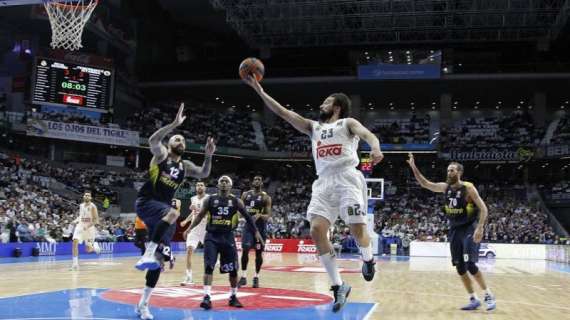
[37,242,57,256]
[98,242,114,254]
[297,240,317,253]
[316,142,342,159]
[264,240,284,252]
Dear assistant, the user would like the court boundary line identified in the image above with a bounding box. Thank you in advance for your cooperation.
[363,302,379,320]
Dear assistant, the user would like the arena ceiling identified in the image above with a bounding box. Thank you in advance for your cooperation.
[159,0,570,48]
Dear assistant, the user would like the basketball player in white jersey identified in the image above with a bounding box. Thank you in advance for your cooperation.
[71,191,100,270]
[179,181,208,285]
[244,75,383,312]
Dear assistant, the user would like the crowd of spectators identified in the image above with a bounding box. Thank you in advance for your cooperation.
[440,110,545,149]
[551,112,570,145]
[263,117,312,152]
[368,114,431,144]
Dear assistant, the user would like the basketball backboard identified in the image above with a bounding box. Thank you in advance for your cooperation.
[0,0,44,6]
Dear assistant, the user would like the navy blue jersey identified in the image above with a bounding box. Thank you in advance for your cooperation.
[443,182,479,228]
[138,159,185,204]
[243,190,269,233]
[204,194,241,233]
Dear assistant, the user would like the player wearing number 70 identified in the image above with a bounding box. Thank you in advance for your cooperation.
[407,153,496,312]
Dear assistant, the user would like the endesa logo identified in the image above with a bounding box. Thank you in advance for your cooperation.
[265,239,284,252]
[316,141,342,159]
[297,240,317,253]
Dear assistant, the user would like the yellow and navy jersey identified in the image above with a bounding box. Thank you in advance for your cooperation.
[443,181,479,228]
[205,194,241,233]
[243,190,269,232]
[137,159,185,204]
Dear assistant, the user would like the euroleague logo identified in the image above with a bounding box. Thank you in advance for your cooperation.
[316,141,342,159]
[101,286,332,311]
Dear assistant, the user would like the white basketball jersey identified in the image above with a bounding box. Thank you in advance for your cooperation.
[78,203,95,224]
[191,194,208,232]
[311,119,360,176]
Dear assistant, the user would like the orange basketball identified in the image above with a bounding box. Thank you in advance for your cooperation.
[239,57,265,82]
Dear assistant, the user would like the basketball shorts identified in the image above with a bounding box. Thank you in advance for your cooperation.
[449,222,480,266]
[72,224,96,245]
[242,227,267,251]
[204,232,239,274]
[186,224,206,250]
[135,198,176,245]
[307,167,368,225]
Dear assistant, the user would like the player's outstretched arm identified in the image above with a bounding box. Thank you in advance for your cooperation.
[243,75,312,136]
[467,184,488,243]
[407,153,447,193]
[184,137,215,179]
[149,103,187,163]
[346,118,384,165]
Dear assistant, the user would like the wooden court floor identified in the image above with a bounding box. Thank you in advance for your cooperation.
[0,252,569,319]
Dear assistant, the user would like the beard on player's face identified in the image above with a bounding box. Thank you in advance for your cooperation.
[446,174,459,185]
[170,144,185,156]
[319,108,334,122]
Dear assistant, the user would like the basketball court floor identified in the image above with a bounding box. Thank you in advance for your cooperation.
[0,251,569,320]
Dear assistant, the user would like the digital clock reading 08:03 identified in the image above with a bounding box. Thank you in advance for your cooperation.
[61,82,87,91]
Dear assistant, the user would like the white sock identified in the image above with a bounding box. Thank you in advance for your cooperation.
[73,257,79,266]
[144,242,158,258]
[360,243,373,261]
[319,252,343,286]
[204,285,211,296]
[139,286,153,306]
[254,272,259,278]
[230,287,237,296]
[469,292,478,300]
[485,288,493,296]
[186,269,192,278]
[241,271,247,278]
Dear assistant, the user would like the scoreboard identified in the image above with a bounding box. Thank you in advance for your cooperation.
[32,57,115,110]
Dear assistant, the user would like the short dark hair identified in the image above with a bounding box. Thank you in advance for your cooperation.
[448,162,464,173]
[330,93,351,119]
[253,175,263,180]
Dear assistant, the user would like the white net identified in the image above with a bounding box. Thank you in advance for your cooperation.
[43,0,98,51]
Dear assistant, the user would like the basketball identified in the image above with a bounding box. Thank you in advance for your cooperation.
[239,57,265,82]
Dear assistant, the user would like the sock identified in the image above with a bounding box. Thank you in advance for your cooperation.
[319,252,343,286]
[230,287,237,296]
[204,285,211,296]
[485,288,493,296]
[186,269,192,278]
[360,243,373,261]
[151,220,171,244]
[254,272,259,278]
[139,286,153,306]
[241,271,247,278]
[469,292,478,300]
[143,242,159,258]
[72,257,78,266]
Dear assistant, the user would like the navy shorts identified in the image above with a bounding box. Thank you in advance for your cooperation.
[449,222,480,266]
[242,228,266,251]
[204,232,239,274]
[135,198,175,245]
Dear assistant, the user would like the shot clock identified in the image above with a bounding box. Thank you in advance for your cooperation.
[32,57,115,110]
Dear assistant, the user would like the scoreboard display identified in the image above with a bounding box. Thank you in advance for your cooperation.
[360,155,373,175]
[32,57,115,110]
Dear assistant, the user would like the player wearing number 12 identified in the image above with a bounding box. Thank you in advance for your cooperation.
[243,74,384,312]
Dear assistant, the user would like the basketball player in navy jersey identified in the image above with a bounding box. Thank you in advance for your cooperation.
[239,175,272,288]
[407,154,496,311]
[244,75,383,312]
[134,103,216,320]
[185,175,264,310]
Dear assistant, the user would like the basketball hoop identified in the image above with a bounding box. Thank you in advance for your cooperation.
[43,0,98,51]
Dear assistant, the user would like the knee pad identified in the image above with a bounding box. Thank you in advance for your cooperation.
[205,265,214,275]
[466,262,479,275]
[145,269,161,288]
[456,262,467,276]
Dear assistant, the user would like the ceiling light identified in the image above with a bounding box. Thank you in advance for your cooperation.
[215,97,220,100]
[498,101,502,104]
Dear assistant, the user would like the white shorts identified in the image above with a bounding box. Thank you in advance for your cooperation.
[307,167,368,225]
[72,225,96,245]
[186,227,206,250]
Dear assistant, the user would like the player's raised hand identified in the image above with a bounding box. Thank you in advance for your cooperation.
[243,74,263,93]
[407,153,416,168]
[370,148,384,165]
[172,103,187,127]
[205,137,216,156]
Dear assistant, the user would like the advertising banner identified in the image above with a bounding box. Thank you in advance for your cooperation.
[358,64,440,80]
[27,119,139,147]
[234,238,316,254]
[440,147,534,162]
[410,241,547,260]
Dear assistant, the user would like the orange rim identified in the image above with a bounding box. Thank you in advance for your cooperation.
[48,0,98,8]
